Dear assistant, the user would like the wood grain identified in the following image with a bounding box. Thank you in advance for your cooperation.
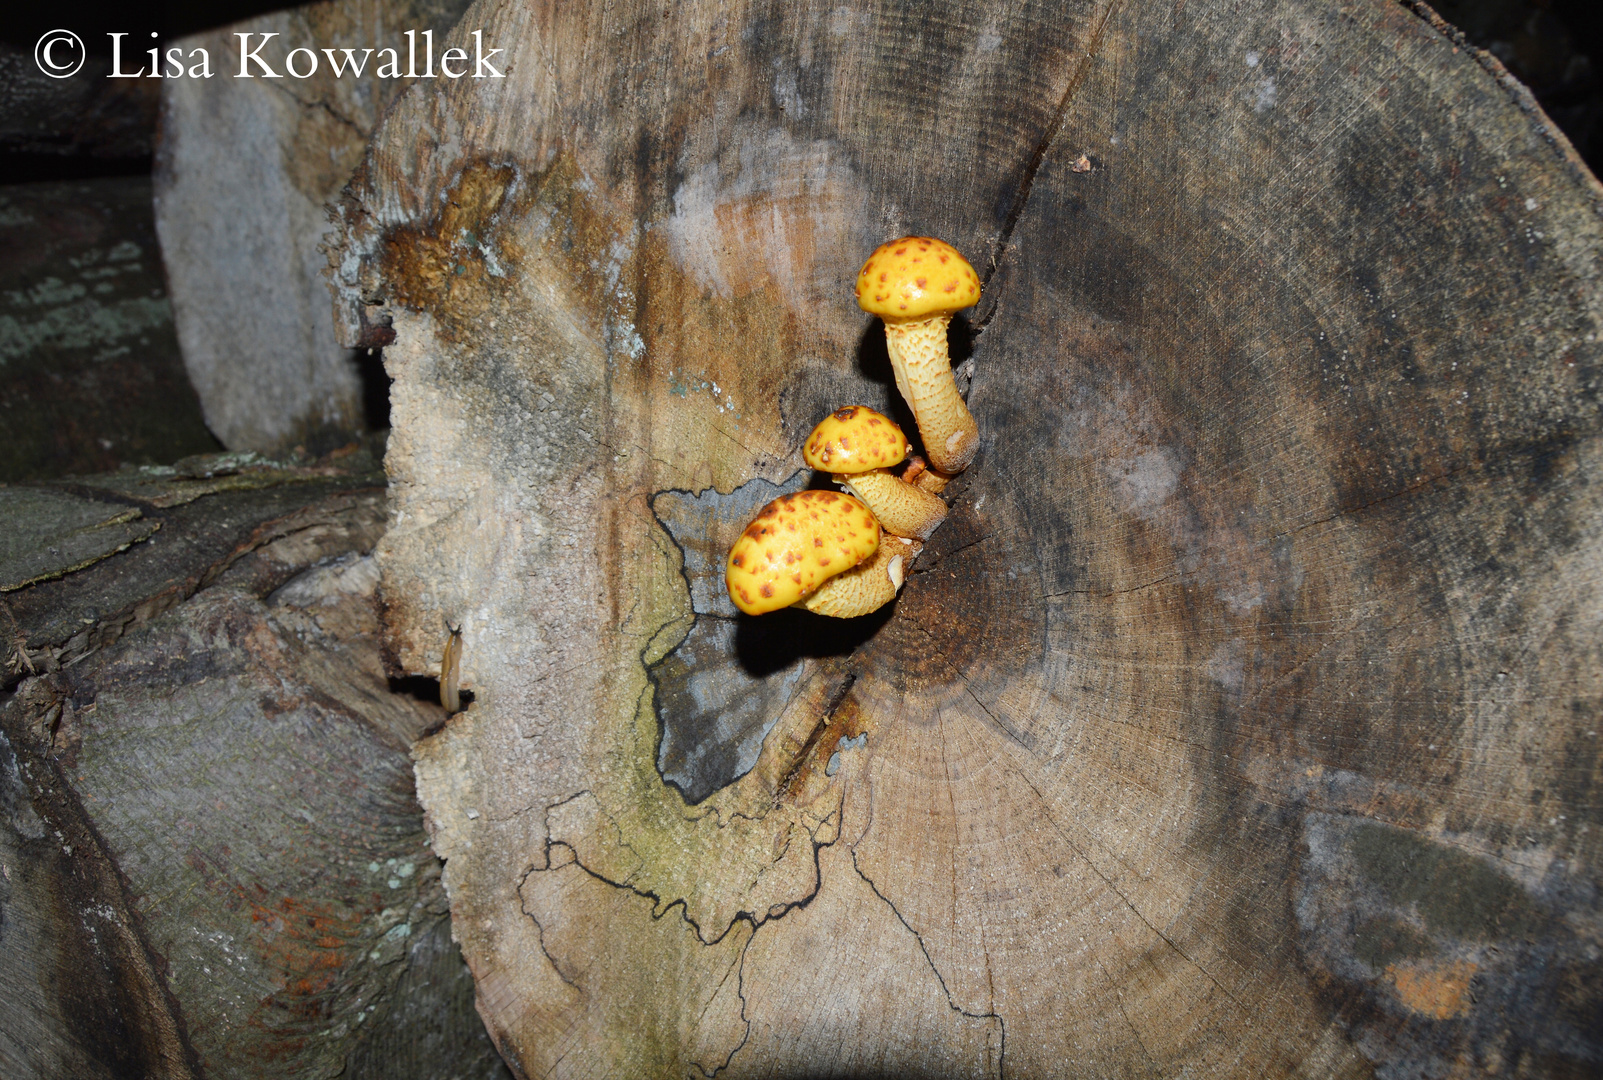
[0,461,510,1080]
[155,0,472,455]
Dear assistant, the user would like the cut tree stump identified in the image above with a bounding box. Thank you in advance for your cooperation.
[330,0,1603,1075]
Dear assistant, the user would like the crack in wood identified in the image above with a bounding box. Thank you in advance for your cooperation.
[1003,757,1252,1017]
[1106,976,1159,1072]
[914,532,994,574]
[976,0,1124,335]
[537,803,841,948]
[773,672,857,802]
[849,848,1009,1079]
[1041,568,1181,601]
[910,645,1257,1019]
[263,80,371,139]
[1279,460,1476,538]
[939,703,1003,1026]
[689,927,754,1079]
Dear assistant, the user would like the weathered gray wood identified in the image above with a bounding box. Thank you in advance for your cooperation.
[0,456,511,1080]
[0,488,155,591]
[2,445,387,683]
[154,0,473,455]
[332,0,1603,1075]
[0,43,158,163]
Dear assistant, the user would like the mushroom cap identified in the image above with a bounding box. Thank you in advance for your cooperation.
[855,236,981,322]
[725,490,881,615]
[803,405,909,474]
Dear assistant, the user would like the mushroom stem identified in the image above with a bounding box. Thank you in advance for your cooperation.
[798,537,921,618]
[836,469,947,540]
[884,315,978,474]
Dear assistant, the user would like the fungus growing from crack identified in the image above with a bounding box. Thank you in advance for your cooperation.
[725,490,881,616]
[804,406,947,540]
[856,237,981,474]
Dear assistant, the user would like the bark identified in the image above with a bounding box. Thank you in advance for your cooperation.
[0,452,511,1080]
[332,0,1603,1076]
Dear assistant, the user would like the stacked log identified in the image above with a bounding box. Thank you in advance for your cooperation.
[324,0,1603,1075]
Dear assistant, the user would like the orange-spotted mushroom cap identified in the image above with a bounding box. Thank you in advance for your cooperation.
[725,490,881,615]
[803,406,909,475]
[856,236,980,322]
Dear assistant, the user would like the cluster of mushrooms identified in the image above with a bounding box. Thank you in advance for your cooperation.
[725,237,981,619]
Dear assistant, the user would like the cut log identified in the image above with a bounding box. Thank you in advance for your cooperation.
[331,0,1603,1075]
[0,42,159,166]
[0,178,219,482]
[154,0,472,455]
[0,453,511,1080]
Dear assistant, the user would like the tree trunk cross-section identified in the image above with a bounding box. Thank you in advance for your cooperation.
[331,0,1603,1075]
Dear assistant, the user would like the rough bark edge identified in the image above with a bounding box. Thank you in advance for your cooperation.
[3,677,203,1080]
[1400,0,1603,212]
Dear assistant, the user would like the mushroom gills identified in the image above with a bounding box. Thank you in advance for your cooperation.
[799,537,922,618]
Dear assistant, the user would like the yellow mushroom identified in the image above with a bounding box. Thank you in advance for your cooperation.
[803,404,909,473]
[803,405,948,540]
[856,237,981,474]
[725,490,880,616]
[801,536,922,618]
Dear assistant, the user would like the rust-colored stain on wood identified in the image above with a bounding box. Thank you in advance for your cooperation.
[378,160,525,337]
[1385,959,1477,1021]
[782,685,867,801]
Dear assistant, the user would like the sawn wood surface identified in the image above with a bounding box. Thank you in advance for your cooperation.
[330,0,1603,1075]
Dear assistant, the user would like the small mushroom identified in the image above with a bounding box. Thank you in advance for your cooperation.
[803,404,909,473]
[725,490,881,616]
[856,237,981,474]
[801,536,922,618]
[803,406,947,540]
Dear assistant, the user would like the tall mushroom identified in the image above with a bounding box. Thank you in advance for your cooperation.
[804,405,947,540]
[725,490,881,616]
[855,237,981,474]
